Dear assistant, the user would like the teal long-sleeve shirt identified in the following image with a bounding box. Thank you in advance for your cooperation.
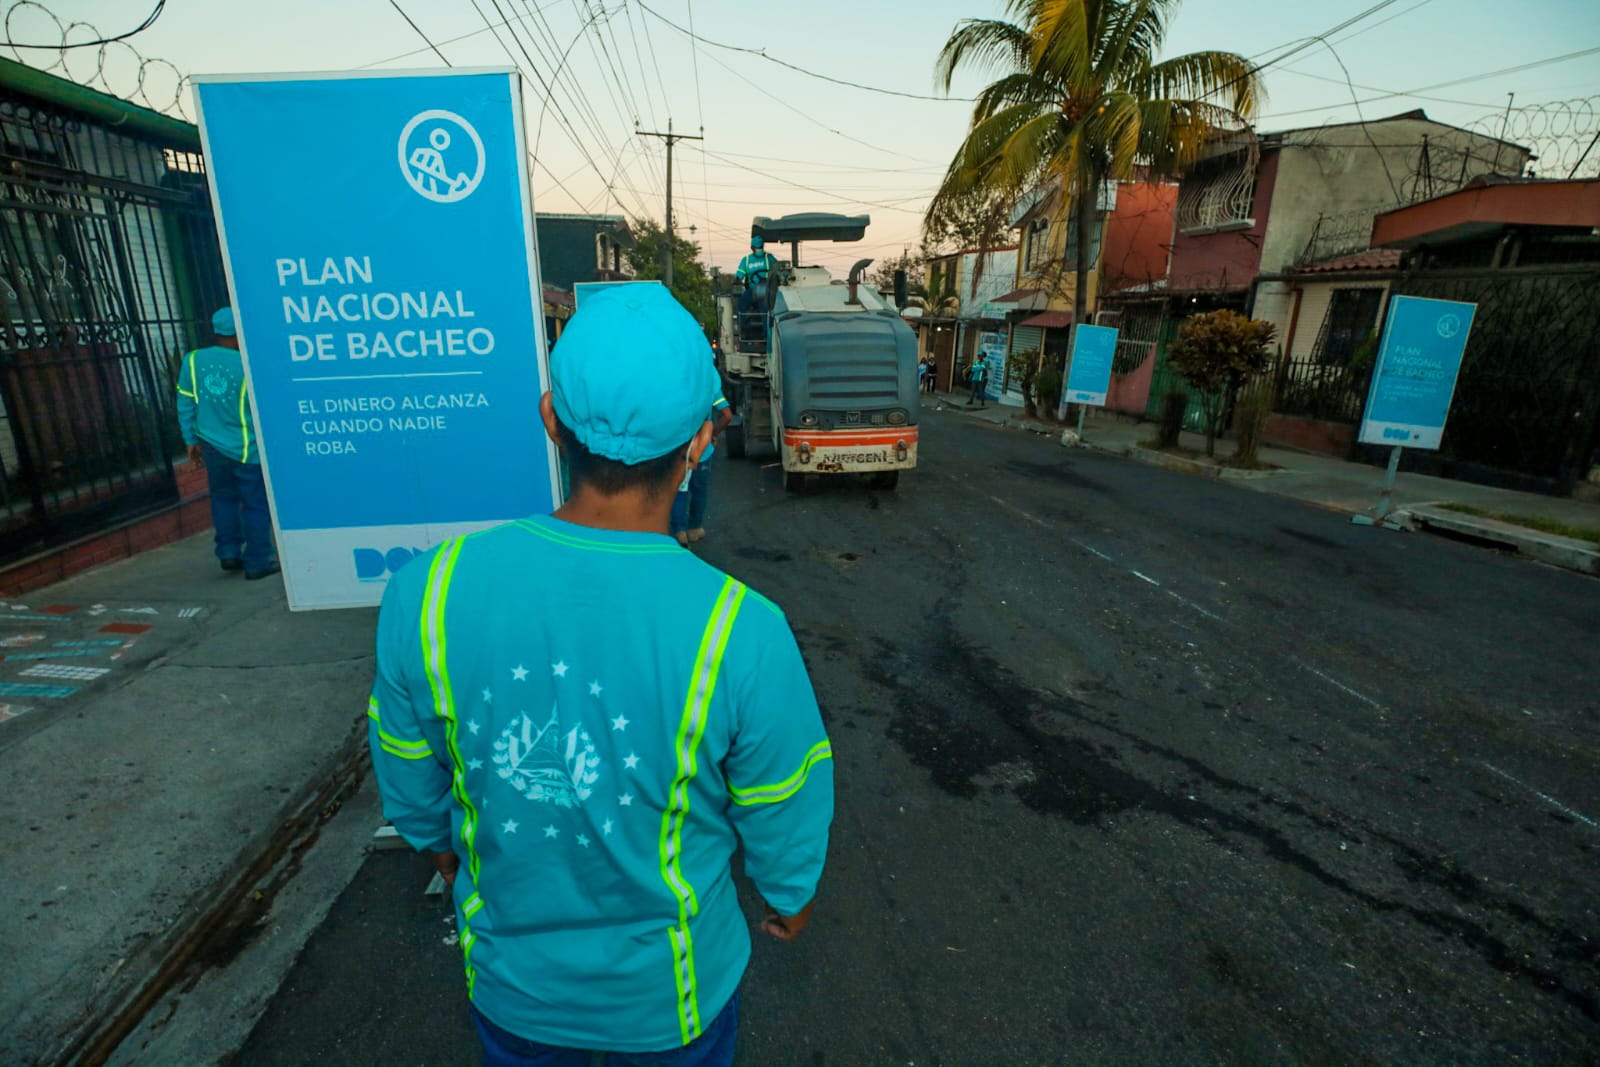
[734,251,775,288]
[175,344,259,464]
[368,517,833,1052]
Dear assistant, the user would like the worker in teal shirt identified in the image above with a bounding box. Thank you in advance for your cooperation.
[368,285,833,1064]
[671,374,733,546]
[175,307,277,580]
[734,234,777,317]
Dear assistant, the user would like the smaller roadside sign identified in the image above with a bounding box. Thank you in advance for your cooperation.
[1064,323,1119,406]
[1358,295,1477,451]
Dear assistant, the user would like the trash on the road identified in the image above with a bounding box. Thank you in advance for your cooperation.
[1060,429,1080,447]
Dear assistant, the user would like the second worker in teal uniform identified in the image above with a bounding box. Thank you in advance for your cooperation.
[175,307,278,580]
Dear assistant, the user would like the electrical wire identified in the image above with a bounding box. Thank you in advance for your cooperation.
[635,0,974,103]
[1259,44,1600,120]
[3,0,165,48]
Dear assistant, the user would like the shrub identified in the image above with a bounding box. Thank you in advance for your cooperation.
[1167,309,1277,455]
[1034,363,1063,419]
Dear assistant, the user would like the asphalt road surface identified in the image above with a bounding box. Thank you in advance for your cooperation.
[234,408,1599,1066]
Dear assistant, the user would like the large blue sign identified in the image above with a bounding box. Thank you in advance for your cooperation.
[194,70,558,610]
[1064,323,1119,406]
[1358,294,1477,451]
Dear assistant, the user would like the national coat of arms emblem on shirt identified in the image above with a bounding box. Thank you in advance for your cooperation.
[492,704,601,808]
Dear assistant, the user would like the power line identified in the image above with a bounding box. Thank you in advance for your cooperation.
[1260,44,1600,120]
[4,0,165,48]
[360,4,561,68]
[386,0,451,66]
[699,148,930,214]
[629,1,674,113]
[689,41,939,164]
[635,1,973,103]
[1207,0,1404,102]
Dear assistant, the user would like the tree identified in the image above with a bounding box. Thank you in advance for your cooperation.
[1166,309,1276,456]
[925,1,1264,324]
[625,218,715,331]
[869,249,927,297]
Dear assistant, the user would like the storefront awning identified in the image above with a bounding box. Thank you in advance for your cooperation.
[1017,310,1073,329]
[991,287,1047,312]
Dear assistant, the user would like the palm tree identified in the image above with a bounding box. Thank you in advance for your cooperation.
[926,0,1265,327]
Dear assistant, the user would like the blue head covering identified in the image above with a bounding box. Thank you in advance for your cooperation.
[212,306,237,337]
[551,285,717,465]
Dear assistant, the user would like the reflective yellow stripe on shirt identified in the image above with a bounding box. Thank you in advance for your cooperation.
[659,576,746,1045]
[420,537,482,994]
[729,740,832,806]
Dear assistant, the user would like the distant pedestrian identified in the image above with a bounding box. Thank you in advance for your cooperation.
[368,284,832,1066]
[672,376,734,545]
[968,352,990,408]
[175,307,277,580]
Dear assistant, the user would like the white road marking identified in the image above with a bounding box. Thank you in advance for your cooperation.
[1164,588,1225,622]
[1292,659,1383,710]
[1070,539,1113,561]
[1130,570,1160,586]
[1480,761,1598,830]
[989,495,1047,527]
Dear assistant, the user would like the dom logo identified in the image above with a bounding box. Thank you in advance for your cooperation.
[398,109,485,204]
[354,546,425,582]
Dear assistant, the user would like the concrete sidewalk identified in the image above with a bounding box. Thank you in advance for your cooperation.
[929,392,1600,576]
[0,535,375,1064]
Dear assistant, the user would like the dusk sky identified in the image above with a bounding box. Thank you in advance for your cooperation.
[19,0,1600,274]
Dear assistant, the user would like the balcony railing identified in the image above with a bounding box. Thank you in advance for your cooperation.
[1176,155,1256,234]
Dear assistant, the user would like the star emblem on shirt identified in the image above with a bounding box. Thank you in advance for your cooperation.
[467,719,481,735]
[577,834,591,848]
[511,665,528,682]
[589,680,603,697]
[543,824,560,839]
[467,758,484,771]
[502,818,519,834]
[611,714,629,732]
[624,753,640,770]
[603,819,614,837]
[619,793,634,807]
[482,688,493,702]
[552,661,569,678]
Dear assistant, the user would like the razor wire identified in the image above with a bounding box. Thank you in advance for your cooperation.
[2,1,190,120]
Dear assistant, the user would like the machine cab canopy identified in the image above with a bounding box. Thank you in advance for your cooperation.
[752,213,870,245]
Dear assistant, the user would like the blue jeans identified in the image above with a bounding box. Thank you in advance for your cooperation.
[670,462,713,534]
[202,442,274,571]
[473,989,739,1067]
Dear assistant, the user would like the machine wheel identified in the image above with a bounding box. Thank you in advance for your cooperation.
[725,422,746,459]
[871,471,900,491]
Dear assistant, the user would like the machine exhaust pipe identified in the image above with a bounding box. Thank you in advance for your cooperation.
[846,258,873,305]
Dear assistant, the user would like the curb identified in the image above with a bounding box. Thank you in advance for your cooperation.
[1114,444,1294,481]
[1397,506,1600,577]
[53,726,368,1065]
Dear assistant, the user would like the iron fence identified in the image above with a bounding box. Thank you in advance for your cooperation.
[1272,287,1382,424]
[1385,263,1600,492]
[0,90,226,562]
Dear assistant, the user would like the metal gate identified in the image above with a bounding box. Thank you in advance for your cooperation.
[0,90,226,562]
[1388,264,1600,493]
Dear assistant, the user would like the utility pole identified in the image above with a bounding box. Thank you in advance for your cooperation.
[635,119,702,288]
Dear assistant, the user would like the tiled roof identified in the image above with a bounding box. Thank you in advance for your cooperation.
[1295,249,1402,274]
